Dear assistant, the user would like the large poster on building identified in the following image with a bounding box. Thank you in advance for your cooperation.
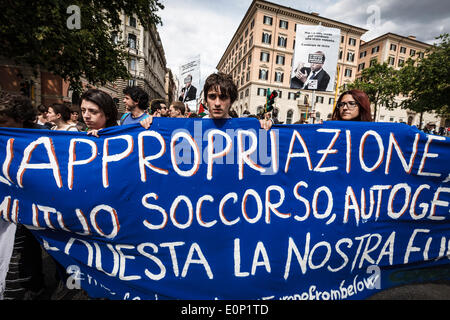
[290,24,341,92]
[179,55,201,112]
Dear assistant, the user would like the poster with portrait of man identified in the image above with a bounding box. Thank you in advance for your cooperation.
[179,55,201,112]
[290,24,340,92]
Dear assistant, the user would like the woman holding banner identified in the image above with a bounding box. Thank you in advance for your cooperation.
[80,89,118,137]
[331,89,372,122]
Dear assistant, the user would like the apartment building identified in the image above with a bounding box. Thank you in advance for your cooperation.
[216,0,367,123]
[114,14,168,114]
[357,33,441,127]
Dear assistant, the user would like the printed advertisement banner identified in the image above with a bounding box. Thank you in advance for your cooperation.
[290,24,341,92]
[179,55,201,110]
[0,119,449,300]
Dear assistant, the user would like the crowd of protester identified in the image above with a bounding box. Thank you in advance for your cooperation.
[0,72,448,300]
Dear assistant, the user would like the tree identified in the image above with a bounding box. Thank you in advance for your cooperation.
[0,0,164,94]
[346,62,400,121]
[398,33,450,128]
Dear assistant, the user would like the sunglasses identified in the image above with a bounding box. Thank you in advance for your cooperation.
[337,101,358,110]
[207,93,229,101]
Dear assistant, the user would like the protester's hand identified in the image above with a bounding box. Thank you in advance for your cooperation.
[260,119,273,131]
[87,129,101,137]
[140,116,153,129]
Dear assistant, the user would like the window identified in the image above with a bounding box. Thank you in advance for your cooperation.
[260,51,270,62]
[276,55,285,65]
[128,79,136,87]
[316,96,324,104]
[410,49,416,56]
[276,90,282,99]
[347,52,355,62]
[360,51,367,58]
[344,68,352,77]
[259,69,269,80]
[257,88,267,96]
[339,50,343,60]
[388,56,395,65]
[246,71,250,82]
[111,32,119,45]
[274,72,284,82]
[129,16,136,28]
[370,59,377,66]
[250,19,255,29]
[248,55,252,65]
[288,92,296,100]
[341,35,345,43]
[245,88,249,97]
[278,36,287,48]
[128,34,137,49]
[129,58,137,71]
[358,62,365,71]
[249,35,253,47]
[348,38,356,46]
[371,46,379,54]
[398,59,405,67]
[263,16,273,25]
[400,46,407,54]
[390,44,397,51]
[328,98,334,105]
[286,110,293,124]
[418,52,424,59]
[262,32,272,44]
[279,20,288,29]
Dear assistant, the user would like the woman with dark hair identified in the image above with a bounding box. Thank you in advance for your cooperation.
[79,89,118,136]
[331,89,372,122]
[47,103,79,131]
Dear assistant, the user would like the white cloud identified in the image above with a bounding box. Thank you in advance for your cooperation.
[158,0,244,84]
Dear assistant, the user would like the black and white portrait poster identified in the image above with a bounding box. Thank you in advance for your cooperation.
[290,25,340,92]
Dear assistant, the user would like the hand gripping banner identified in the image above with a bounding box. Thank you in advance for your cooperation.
[0,118,449,300]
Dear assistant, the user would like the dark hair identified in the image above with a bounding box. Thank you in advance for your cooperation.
[80,89,118,127]
[0,91,36,128]
[203,72,238,104]
[37,104,48,115]
[332,89,372,122]
[170,101,186,115]
[229,109,238,118]
[150,99,166,114]
[49,103,71,122]
[123,86,149,110]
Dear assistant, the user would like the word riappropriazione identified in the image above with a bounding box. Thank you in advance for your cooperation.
[0,118,449,300]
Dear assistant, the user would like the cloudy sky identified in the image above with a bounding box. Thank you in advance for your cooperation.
[157,0,450,84]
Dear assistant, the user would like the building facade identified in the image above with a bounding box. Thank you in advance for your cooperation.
[216,0,367,124]
[357,33,443,128]
[113,13,167,114]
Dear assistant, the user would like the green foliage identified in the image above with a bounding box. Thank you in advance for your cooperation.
[346,61,400,120]
[0,0,164,94]
[398,33,450,119]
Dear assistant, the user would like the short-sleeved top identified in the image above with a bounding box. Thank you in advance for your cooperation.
[120,112,149,126]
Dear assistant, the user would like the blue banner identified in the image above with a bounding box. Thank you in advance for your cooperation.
[0,118,449,300]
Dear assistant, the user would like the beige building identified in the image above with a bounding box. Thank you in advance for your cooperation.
[357,33,442,128]
[113,13,168,114]
[216,0,367,123]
